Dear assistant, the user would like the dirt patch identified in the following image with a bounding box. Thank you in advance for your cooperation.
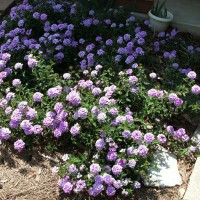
[0,147,60,200]
[0,146,195,200]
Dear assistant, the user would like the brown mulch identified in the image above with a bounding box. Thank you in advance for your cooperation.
[0,147,60,200]
[0,146,195,200]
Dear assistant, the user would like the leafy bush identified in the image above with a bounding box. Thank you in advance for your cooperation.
[151,0,167,18]
[0,0,200,198]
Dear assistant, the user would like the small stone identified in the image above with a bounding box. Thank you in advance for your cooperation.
[142,147,182,188]
[147,125,153,130]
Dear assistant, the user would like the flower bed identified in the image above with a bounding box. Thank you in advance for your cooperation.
[0,0,200,198]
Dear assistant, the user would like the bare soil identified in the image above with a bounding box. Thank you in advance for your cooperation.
[0,147,59,200]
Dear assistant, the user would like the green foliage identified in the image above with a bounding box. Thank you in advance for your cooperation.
[152,0,168,18]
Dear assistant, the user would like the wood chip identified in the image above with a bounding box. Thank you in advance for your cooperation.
[38,151,59,163]
[28,172,36,179]
[0,179,8,183]
[14,181,20,187]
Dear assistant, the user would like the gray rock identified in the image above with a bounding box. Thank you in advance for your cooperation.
[143,147,182,188]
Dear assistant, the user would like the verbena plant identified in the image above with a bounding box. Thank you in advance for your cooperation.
[0,0,200,198]
[151,0,168,18]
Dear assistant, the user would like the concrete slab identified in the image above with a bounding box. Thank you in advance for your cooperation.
[183,157,200,200]
[0,0,15,12]
[166,0,200,28]
[166,0,200,36]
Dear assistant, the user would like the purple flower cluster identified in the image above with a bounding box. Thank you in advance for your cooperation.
[173,128,190,141]
[33,92,43,102]
[0,55,14,84]
[144,133,155,144]
[43,102,68,138]
[47,85,62,99]
[12,79,21,87]
[95,138,105,150]
[90,163,101,174]
[66,90,81,106]
[27,57,37,68]
[70,123,80,136]
[0,127,11,140]
[187,71,196,80]
[163,50,176,59]
[157,134,167,143]
[14,139,25,151]
[112,165,123,175]
[165,125,189,142]
[191,85,200,95]
[147,89,164,98]
[168,93,184,107]
[97,112,107,123]
[137,145,149,156]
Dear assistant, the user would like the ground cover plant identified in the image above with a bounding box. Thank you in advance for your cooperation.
[0,0,200,198]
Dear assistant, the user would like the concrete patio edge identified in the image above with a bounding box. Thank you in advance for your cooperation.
[0,0,16,19]
[183,157,200,200]
[183,121,200,200]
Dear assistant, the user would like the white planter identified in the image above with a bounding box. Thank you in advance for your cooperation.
[148,10,173,32]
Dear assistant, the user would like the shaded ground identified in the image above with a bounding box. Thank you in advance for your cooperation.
[0,146,194,200]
